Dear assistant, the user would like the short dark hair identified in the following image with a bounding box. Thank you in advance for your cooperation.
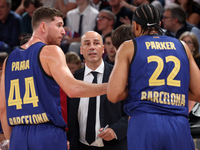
[99,10,116,28]
[104,32,112,40]
[32,7,63,30]
[20,34,32,45]
[164,3,186,24]
[133,4,162,35]
[24,0,43,8]
[111,24,134,49]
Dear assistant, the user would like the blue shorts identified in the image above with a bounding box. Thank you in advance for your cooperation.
[9,124,67,150]
[127,111,195,150]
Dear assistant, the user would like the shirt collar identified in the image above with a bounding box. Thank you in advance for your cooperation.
[77,5,91,15]
[84,60,104,76]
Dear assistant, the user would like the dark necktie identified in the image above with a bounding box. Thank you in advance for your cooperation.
[78,14,83,36]
[86,71,98,145]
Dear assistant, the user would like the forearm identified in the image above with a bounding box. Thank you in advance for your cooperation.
[57,0,77,15]
[128,5,137,12]
[67,80,107,98]
[188,90,200,102]
[188,100,195,113]
[107,86,128,103]
[116,87,129,102]
[1,111,12,140]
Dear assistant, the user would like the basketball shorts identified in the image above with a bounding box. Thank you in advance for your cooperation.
[9,124,67,150]
[127,111,195,150]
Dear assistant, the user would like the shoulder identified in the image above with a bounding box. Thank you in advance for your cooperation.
[104,61,113,70]
[88,5,99,14]
[10,11,21,20]
[21,12,31,20]
[185,22,195,29]
[40,45,64,58]
[67,8,78,16]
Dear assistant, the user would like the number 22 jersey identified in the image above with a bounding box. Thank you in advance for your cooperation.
[124,35,190,117]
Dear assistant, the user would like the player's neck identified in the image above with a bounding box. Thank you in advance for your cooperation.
[148,30,159,35]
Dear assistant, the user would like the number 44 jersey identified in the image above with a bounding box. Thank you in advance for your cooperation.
[124,35,190,117]
[5,42,67,129]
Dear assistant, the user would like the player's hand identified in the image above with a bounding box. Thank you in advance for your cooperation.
[97,128,116,141]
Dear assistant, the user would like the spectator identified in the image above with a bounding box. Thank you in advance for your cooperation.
[62,0,99,54]
[180,32,199,59]
[103,32,116,65]
[162,3,200,52]
[66,51,82,74]
[104,0,133,29]
[20,0,43,39]
[111,24,134,49]
[174,0,200,27]
[0,41,12,54]
[67,31,128,150]
[20,34,32,45]
[0,0,21,49]
[96,9,116,39]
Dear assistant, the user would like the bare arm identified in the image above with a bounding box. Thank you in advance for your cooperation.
[107,40,134,103]
[182,41,200,102]
[120,0,137,12]
[0,59,13,140]
[55,0,77,16]
[188,100,195,113]
[15,0,25,15]
[40,45,107,98]
[187,13,200,26]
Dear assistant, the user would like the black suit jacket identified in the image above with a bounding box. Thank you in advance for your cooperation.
[67,62,128,150]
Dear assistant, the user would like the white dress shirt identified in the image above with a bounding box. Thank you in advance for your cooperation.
[78,61,104,147]
[66,5,99,36]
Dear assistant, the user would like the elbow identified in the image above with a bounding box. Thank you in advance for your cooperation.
[107,94,118,103]
[67,91,78,98]
[0,105,6,117]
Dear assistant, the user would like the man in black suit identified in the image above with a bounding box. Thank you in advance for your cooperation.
[67,31,128,150]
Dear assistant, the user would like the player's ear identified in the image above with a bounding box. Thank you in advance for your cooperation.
[80,46,83,55]
[159,21,161,27]
[40,22,47,34]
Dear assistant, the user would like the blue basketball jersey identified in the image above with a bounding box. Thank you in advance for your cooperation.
[5,42,67,129]
[124,35,190,117]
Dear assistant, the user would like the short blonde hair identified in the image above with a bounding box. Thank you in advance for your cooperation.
[66,52,81,65]
[179,31,199,59]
